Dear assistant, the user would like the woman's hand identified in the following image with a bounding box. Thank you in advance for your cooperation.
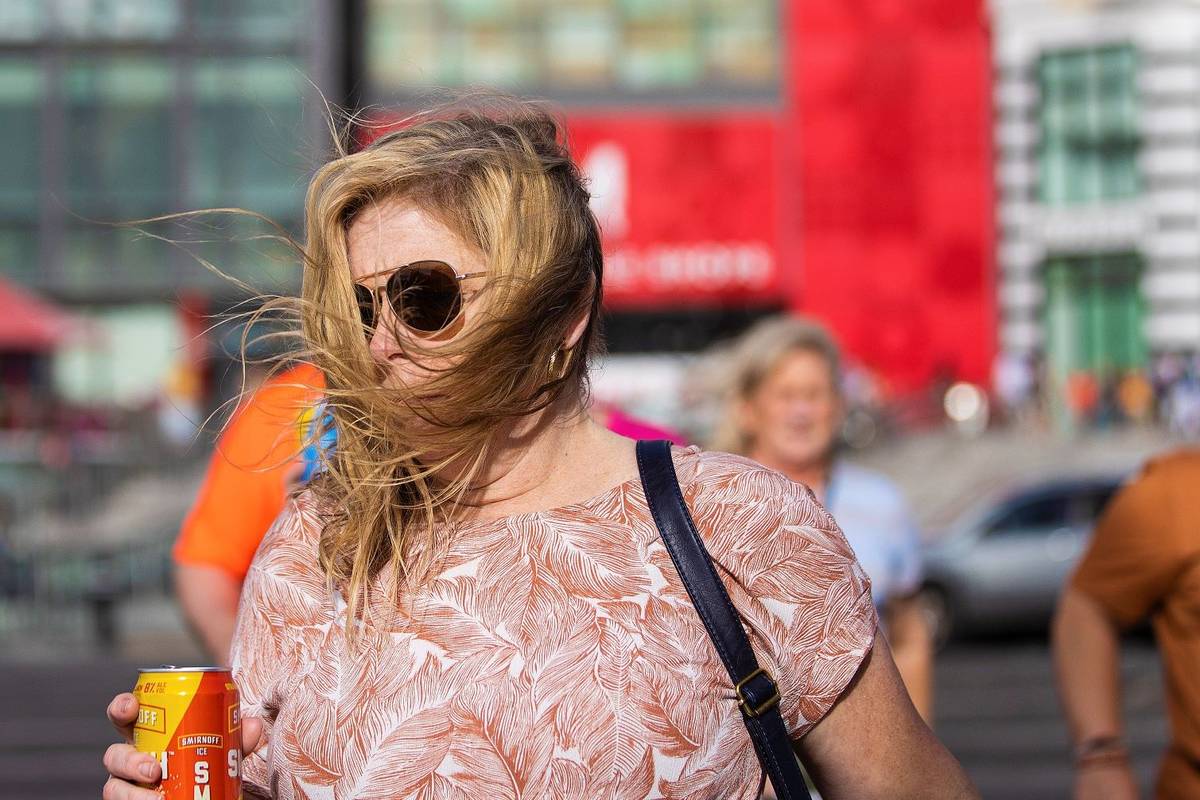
[102,692,265,799]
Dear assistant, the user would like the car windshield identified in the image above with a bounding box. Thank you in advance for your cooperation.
[978,480,1123,539]
[983,493,1074,537]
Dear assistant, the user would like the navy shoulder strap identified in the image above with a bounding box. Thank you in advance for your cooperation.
[635,440,812,800]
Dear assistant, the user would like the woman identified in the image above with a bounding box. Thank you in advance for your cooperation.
[709,316,936,722]
[102,98,974,799]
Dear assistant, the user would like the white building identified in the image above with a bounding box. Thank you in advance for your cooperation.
[989,0,1200,406]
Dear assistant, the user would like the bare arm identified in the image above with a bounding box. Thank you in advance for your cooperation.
[175,563,242,666]
[885,593,935,725]
[798,636,978,800]
[1051,588,1139,800]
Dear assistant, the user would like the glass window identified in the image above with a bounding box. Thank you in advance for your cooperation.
[64,57,174,216]
[195,0,302,43]
[703,5,776,84]
[0,1,42,41]
[113,225,173,286]
[1038,45,1139,206]
[365,0,780,98]
[459,24,537,86]
[619,21,701,89]
[367,1,441,86]
[545,8,617,88]
[985,493,1073,537]
[221,215,302,292]
[60,225,175,291]
[445,0,522,23]
[61,227,114,291]
[189,59,307,216]
[1043,253,1146,376]
[0,60,41,215]
[51,0,180,40]
[1081,485,1119,523]
[0,227,39,284]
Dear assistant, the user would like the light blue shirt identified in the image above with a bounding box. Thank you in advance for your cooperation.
[825,461,923,609]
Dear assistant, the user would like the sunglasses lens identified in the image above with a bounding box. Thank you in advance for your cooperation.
[388,262,463,334]
[354,283,376,336]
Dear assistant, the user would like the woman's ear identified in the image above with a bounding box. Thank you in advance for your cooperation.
[563,308,591,351]
[563,272,598,352]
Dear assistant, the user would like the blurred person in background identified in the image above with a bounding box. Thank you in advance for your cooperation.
[1053,450,1200,800]
[1165,365,1200,439]
[172,361,328,663]
[1116,369,1154,426]
[103,98,975,799]
[1152,354,1184,420]
[710,315,935,724]
[1067,370,1101,429]
[993,350,1036,427]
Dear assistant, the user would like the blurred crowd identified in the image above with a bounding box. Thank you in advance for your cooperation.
[992,351,1200,436]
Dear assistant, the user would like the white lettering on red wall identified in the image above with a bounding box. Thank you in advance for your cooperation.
[571,115,781,308]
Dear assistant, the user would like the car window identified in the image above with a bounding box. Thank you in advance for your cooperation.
[984,493,1073,538]
[1079,484,1120,524]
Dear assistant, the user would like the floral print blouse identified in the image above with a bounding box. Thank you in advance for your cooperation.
[231,447,877,799]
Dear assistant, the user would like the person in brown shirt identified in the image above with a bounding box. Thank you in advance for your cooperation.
[1053,450,1200,800]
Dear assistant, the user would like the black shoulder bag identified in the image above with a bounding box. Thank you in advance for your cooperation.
[635,439,813,800]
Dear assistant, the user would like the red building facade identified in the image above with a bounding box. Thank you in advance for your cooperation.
[789,0,995,392]
[365,0,994,394]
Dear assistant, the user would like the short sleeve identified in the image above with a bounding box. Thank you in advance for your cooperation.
[1070,461,1187,628]
[230,495,330,794]
[687,455,878,739]
[825,465,923,606]
[172,410,290,580]
[173,372,316,581]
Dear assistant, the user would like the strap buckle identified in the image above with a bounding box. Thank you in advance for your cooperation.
[735,667,781,718]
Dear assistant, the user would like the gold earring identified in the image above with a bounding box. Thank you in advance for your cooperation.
[548,348,571,380]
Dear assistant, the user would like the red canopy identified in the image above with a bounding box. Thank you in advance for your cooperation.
[0,277,79,351]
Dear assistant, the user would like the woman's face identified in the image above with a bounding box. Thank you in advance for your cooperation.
[739,348,843,470]
[346,198,488,390]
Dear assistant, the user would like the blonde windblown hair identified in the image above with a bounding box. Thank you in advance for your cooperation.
[261,96,605,634]
[706,315,842,455]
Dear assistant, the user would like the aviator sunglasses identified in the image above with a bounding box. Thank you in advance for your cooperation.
[354,260,487,338]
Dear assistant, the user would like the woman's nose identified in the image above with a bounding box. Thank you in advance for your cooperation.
[368,313,401,360]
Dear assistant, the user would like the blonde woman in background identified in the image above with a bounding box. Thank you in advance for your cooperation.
[710,316,935,723]
[99,98,972,799]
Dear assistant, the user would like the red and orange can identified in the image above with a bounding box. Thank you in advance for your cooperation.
[132,666,242,800]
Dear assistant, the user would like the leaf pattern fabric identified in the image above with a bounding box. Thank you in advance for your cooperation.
[231,447,877,799]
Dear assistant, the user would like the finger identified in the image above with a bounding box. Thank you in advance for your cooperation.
[102,743,160,784]
[102,775,166,800]
[241,716,267,755]
[106,693,138,740]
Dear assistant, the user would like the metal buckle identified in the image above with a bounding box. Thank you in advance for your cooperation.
[735,667,780,718]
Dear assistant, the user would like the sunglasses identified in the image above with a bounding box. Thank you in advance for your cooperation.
[354,260,486,338]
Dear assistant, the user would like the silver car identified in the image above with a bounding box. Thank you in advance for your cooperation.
[920,474,1124,644]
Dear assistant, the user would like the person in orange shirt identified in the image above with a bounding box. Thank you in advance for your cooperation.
[1053,449,1200,799]
[173,362,327,663]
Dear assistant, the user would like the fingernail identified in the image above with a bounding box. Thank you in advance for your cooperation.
[121,697,132,714]
[140,760,157,780]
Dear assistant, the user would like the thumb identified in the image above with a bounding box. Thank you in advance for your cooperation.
[241,716,267,756]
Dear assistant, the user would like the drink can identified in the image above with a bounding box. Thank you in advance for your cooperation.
[132,666,242,800]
